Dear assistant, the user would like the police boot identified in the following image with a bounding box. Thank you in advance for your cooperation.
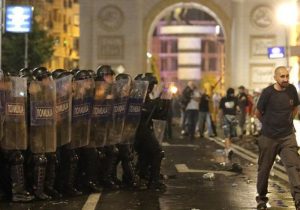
[33,155,51,200]
[147,152,166,192]
[64,152,82,196]
[120,146,139,189]
[102,146,119,190]
[45,153,62,199]
[84,149,102,193]
[122,161,139,189]
[11,164,34,202]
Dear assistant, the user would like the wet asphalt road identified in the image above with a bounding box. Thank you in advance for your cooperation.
[0,127,295,210]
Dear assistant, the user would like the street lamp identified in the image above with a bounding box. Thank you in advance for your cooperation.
[276,2,298,68]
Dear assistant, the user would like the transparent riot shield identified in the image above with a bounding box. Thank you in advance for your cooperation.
[69,78,94,149]
[152,119,167,145]
[106,79,131,146]
[0,70,6,140]
[29,79,57,153]
[89,81,113,148]
[55,75,72,147]
[152,82,174,145]
[2,77,28,150]
[121,80,148,144]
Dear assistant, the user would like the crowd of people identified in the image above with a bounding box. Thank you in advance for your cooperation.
[0,65,171,202]
[177,81,261,145]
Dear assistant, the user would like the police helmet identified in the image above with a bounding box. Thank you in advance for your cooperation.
[73,70,90,81]
[96,65,115,81]
[32,67,51,81]
[87,70,96,79]
[135,73,158,93]
[70,68,80,75]
[134,74,143,81]
[115,73,132,81]
[19,68,31,77]
[52,69,66,79]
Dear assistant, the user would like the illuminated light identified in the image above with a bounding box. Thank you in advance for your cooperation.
[170,85,178,94]
[5,6,33,33]
[276,3,298,26]
[146,52,152,58]
[215,25,220,35]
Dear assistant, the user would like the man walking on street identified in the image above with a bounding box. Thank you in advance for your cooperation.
[255,66,300,210]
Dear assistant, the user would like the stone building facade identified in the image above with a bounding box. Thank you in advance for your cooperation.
[79,0,297,90]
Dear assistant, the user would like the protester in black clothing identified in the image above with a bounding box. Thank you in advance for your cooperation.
[219,88,239,161]
[255,66,300,210]
[237,86,248,137]
[198,90,214,137]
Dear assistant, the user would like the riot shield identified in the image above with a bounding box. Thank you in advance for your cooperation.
[89,81,113,148]
[121,80,148,144]
[29,78,57,153]
[106,79,131,146]
[2,77,28,150]
[0,71,5,140]
[69,78,94,149]
[55,75,72,147]
[152,119,167,145]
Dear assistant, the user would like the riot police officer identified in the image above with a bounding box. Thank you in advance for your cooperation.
[94,65,120,190]
[59,70,94,196]
[111,73,140,188]
[29,67,57,200]
[0,68,34,202]
[134,73,169,191]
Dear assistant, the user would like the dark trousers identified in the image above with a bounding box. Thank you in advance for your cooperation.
[185,109,199,139]
[257,133,300,201]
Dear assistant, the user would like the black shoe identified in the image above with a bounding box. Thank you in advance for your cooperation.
[228,150,234,161]
[86,181,103,193]
[256,196,268,210]
[45,187,62,199]
[64,187,83,196]
[148,182,166,192]
[34,191,52,200]
[12,191,35,202]
[102,180,120,190]
[295,200,300,210]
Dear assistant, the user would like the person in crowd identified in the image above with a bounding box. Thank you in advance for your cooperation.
[179,81,195,136]
[212,91,221,124]
[219,87,239,162]
[255,66,300,210]
[237,85,248,137]
[198,89,214,138]
[184,82,200,141]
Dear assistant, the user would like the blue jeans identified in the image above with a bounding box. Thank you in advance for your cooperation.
[185,109,199,139]
[198,111,213,136]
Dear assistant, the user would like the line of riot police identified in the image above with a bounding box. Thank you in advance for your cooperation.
[0,65,171,202]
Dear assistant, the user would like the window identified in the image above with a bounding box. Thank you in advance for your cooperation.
[161,41,168,53]
[201,59,206,72]
[170,40,177,53]
[170,57,177,71]
[208,41,217,53]
[160,58,167,71]
[209,58,217,71]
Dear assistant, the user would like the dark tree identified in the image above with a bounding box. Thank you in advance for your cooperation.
[2,18,54,74]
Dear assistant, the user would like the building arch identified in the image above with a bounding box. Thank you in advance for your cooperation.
[143,0,232,87]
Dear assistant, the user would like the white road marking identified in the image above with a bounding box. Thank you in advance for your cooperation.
[162,142,199,148]
[175,164,236,176]
[82,193,101,210]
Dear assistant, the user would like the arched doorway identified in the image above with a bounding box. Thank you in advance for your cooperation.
[143,0,231,92]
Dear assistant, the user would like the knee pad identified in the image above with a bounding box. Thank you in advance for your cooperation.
[70,151,79,163]
[33,154,47,166]
[8,151,24,165]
